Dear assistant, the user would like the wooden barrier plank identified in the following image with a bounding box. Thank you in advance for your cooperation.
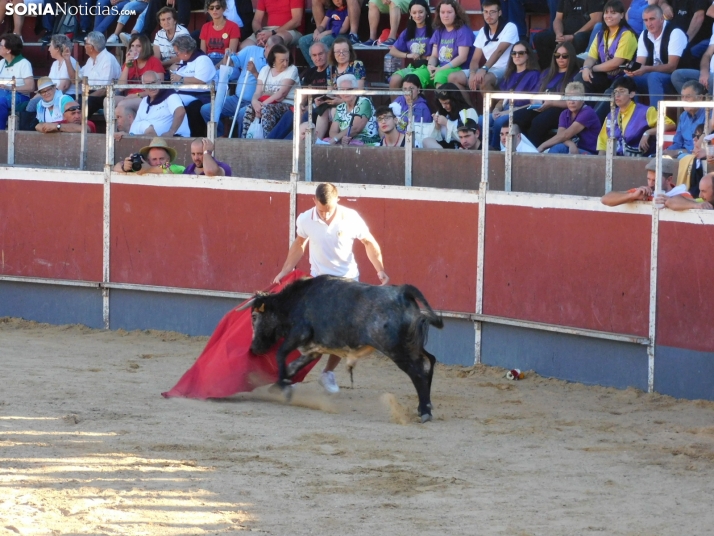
[0,180,103,281]
[483,204,650,336]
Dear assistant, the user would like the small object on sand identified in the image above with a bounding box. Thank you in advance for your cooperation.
[506,368,524,380]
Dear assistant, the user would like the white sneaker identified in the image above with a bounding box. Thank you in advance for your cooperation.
[319,371,340,393]
[119,32,132,47]
[106,34,119,44]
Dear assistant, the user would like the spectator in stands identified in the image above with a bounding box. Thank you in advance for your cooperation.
[200,0,241,64]
[387,0,433,91]
[326,36,366,88]
[301,40,330,88]
[457,0,518,95]
[114,102,137,138]
[138,0,243,42]
[500,123,538,152]
[533,0,603,70]
[574,0,637,98]
[624,5,686,109]
[115,34,165,109]
[130,70,190,136]
[596,76,675,156]
[241,43,299,138]
[240,0,303,49]
[457,118,481,150]
[517,41,579,147]
[80,32,122,119]
[671,21,714,94]
[390,74,432,133]
[33,77,73,125]
[665,0,710,63]
[48,35,78,99]
[537,81,601,154]
[375,105,405,147]
[107,0,150,44]
[150,7,191,70]
[361,0,410,47]
[426,0,474,88]
[665,172,714,209]
[298,0,348,67]
[677,122,706,197]
[319,73,380,145]
[664,80,707,158]
[483,40,540,150]
[36,99,97,133]
[0,33,34,130]
[185,138,232,175]
[601,156,681,205]
[170,34,216,136]
[202,35,283,137]
[114,137,186,174]
[310,0,362,46]
[421,82,477,149]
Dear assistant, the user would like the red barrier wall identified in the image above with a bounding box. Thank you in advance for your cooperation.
[111,185,291,293]
[483,205,651,336]
[657,221,714,352]
[295,194,478,312]
[0,180,103,281]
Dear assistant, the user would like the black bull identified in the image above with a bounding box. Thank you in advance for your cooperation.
[243,275,444,422]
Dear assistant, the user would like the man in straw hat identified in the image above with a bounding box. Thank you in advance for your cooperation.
[113,136,186,174]
[601,156,688,206]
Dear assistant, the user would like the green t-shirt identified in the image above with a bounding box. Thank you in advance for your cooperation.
[334,97,380,146]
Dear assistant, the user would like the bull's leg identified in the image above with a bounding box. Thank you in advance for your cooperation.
[274,342,301,401]
[285,352,321,379]
[422,349,437,410]
[390,351,433,423]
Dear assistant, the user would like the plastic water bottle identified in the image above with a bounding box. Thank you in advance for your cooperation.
[384,53,397,83]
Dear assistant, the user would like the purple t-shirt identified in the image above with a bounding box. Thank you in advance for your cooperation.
[394,26,430,57]
[558,104,601,154]
[184,160,233,176]
[499,69,540,107]
[326,7,348,36]
[429,25,475,67]
[540,70,568,92]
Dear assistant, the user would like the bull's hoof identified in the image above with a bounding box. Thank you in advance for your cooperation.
[420,413,432,424]
[283,384,294,403]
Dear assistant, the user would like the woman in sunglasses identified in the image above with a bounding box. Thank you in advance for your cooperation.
[485,39,540,150]
[200,0,241,64]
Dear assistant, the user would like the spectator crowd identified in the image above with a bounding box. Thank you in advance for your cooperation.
[1,0,714,206]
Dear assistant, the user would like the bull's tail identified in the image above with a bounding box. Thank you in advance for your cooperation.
[402,285,444,329]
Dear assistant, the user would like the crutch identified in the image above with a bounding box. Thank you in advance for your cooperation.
[228,57,253,138]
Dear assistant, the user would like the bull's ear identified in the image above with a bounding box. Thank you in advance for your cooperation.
[257,303,265,313]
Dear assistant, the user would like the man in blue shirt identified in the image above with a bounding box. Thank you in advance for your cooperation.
[666,79,707,157]
[200,35,284,137]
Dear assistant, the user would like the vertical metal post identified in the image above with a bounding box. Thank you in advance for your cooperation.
[305,94,313,182]
[289,88,301,243]
[475,92,491,365]
[505,96,514,192]
[79,79,89,171]
[405,95,413,186]
[481,93,491,189]
[291,88,302,180]
[605,94,615,193]
[7,78,16,165]
[207,82,216,142]
[103,85,115,330]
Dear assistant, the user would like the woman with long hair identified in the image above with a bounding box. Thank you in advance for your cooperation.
[486,39,540,150]
[422,82,478,149]
[426,0,474,88]
[575,0,637,95]
[387,0,434,90]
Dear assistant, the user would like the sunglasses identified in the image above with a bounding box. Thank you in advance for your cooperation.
[65,106,81,112]
[693,133,703,140]
[207,4,222,9]
[553,53,569,59]
[511,50,527,56]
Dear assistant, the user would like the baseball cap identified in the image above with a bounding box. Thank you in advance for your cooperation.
[457,119,479,133]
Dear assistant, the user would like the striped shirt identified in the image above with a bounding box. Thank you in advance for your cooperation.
[153,24,190,62]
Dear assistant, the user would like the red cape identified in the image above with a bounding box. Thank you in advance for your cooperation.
[161,271,317,399]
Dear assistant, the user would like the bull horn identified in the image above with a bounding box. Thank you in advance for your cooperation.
[234,297,256,311]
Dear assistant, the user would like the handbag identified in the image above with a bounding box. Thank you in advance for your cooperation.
[246,118,264,139]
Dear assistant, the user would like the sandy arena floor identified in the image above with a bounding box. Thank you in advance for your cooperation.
[1,317,714,535]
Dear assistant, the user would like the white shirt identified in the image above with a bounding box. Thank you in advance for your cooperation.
[473,22,519,71]
[708,30,714,72]
[636,21,687,64]
[130,92,190,137]
[295,205,370,279]
[0,56,33,87]
[501,133,539,153]
[257,64,300,106]
[49,57,79,96]
[80,48,122,85]
[176,55,217,89]
[153,24,190,62]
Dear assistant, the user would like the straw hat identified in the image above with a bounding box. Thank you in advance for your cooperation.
[138,137,177,163]
[645,156,678,176]
[36,76,56,93]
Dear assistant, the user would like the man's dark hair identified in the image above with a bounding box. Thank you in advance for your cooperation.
[1,33,23,56]
[682,80,707,96]
[481,0,501,9]
[156,6,178,22]
[612,76,637,93]
[375,105,395,118]
[316,183,338,205]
